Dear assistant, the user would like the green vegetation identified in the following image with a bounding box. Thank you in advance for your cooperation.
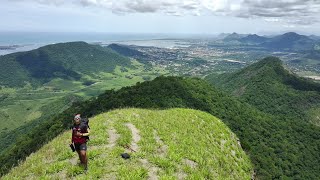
[0,41,132,87]
[205,56,320,123]
[0,41,168,155]
[2,108,253,179]
[0,60,166,154]
[1,76,319,179]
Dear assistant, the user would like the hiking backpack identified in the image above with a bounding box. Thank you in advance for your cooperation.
[79,117,90,140]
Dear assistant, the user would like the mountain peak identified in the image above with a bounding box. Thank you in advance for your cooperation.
[255,56,282,66]
[262,32,314,50]
[223,32,243,41]
[279,32,308,40]
[240,34,268,44]
[283,32,300,36]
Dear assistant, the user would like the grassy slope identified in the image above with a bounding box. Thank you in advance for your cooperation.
[0,59,165,132]
[2,108,253,180]
[0,59,168,155]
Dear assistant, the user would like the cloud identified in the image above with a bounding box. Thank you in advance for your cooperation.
[79,0,112,8]
[238,0,320,25]
[7,0,320,25]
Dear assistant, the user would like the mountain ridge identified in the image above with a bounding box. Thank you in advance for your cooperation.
[239,34,269,44]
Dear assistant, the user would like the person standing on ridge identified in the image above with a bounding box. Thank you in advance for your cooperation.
[71,114,90,171]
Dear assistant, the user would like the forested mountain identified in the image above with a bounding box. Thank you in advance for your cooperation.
[1,76,319,179]
[239,34,269,44]
[205,56,320,123]
[0,42,132,87]
[261,32,317,51]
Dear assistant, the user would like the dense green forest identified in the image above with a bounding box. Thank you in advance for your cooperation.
[205,56,320,123]
[1,76,319,179]
[0,42,132,87]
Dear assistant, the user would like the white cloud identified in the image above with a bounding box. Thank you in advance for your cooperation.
[6,0,320,26]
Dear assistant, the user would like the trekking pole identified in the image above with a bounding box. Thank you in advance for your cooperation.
[124,145,136,152]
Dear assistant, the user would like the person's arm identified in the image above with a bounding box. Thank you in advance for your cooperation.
[81,128,90,137]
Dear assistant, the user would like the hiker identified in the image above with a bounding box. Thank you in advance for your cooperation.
[71,114,90,171]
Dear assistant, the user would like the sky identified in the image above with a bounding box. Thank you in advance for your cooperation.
[1,0,320,35]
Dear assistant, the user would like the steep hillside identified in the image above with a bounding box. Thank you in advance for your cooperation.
[1,76,319,179]
[0,42,132,87]
[107,43,149,61]
[2,108,253,179]
[0,94,82,155]
[205,56,320,122]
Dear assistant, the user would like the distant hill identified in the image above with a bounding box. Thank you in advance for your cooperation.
[216,33,231,40]
[223,32,247,42]
[2,108,253,179]
[0,42,132,87]
[1,76,319,179]
[309,35,320,40]
[239,34,269,44]
[261,32,317,51]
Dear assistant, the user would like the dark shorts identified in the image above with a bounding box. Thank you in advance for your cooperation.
[74,143,87,151]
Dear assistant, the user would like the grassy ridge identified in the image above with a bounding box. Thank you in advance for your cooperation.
[2,108,253,179]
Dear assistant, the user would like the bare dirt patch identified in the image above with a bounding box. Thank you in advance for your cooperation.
[125,123,141,152]
[107,128,120,148]
[69,156,78,166]
[140,159,160,180]
[183,159,198,169]
[153,130,168,157]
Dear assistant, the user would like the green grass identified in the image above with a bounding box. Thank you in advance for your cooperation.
[0,59,167,134]
[0,98,56,132]
[2,108,253,179]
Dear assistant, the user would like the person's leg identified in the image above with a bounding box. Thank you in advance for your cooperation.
[80,150,87,170]
[79,143,88,170]
[76,150,82,163]
[74,144,82,164]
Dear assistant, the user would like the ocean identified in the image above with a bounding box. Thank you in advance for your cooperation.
[0,32,193,55]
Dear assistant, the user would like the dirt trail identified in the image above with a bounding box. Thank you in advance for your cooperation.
[153,130,168,157]
[125,123,141,152]
[140,159,159,180]
[107,128,120,148]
